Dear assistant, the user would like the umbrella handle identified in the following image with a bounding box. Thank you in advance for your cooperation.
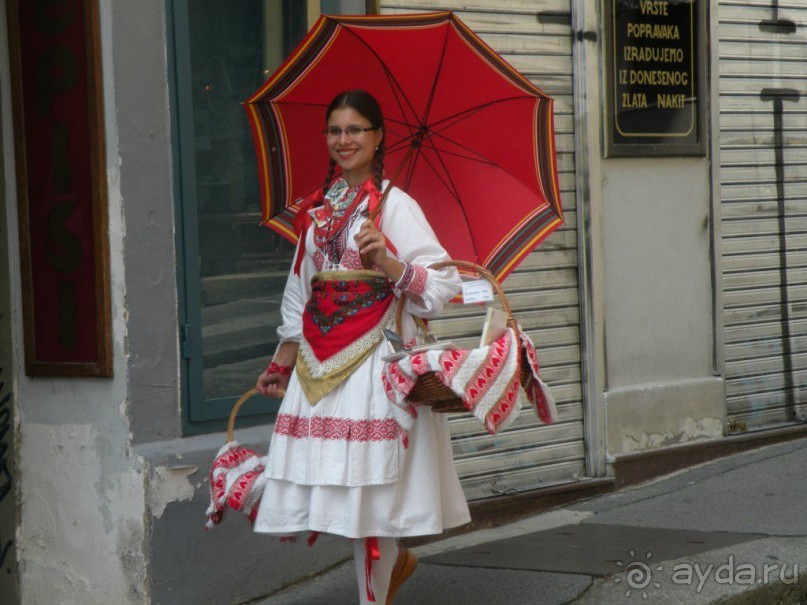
[368,143,417,222]
[360,145,417,269]
[359,180,395,269]
[227,387,286,443]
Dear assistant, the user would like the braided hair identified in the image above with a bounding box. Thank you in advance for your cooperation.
[372,139,385,192]
[322,89,385,196]
[321,158,337,198]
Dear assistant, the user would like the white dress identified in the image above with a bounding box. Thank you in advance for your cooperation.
[253,180,471,539]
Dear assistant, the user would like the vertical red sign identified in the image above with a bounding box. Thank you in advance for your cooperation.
[8,0,111,376]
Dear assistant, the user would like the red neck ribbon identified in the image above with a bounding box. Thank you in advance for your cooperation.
[292,188,324,276]
[363,180,399,258]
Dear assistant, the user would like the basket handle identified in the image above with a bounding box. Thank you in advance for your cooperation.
[227,387,285,443]
[395,260,516,334]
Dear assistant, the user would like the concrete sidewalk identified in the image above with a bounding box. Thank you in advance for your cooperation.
[251,438,807,604]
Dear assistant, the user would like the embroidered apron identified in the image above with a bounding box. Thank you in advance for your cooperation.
[296,270,397,404]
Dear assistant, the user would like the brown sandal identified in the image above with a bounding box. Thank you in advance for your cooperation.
[386,547,418,604]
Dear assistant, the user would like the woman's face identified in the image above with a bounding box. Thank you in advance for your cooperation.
[326,107,383,187]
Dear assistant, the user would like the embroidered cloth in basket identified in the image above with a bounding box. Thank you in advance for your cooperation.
[382,327,557,435]
[205,441,268,529]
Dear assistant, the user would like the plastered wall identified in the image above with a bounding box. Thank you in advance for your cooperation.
[2,1,150,602]
[600,158,723,454]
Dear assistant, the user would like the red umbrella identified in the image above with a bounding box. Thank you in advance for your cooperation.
[245,11,562,282]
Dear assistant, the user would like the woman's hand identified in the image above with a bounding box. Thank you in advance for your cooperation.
[256,370,290,398]
[355,219,404,281]
[257,341,298,398]
[355,219,388,267]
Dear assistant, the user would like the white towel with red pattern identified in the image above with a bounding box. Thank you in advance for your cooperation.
[382,327,557,434]
[205,441,268,529]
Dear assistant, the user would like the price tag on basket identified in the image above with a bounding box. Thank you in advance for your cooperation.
[462,279,495,304]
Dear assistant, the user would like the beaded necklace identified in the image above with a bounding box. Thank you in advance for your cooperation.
[312,178,366,249]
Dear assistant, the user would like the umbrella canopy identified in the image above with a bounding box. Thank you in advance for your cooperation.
[245,11,562,282]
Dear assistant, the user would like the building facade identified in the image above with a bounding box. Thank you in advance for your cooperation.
[1,0,805,603]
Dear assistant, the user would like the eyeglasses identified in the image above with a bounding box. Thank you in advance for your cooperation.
[323,126,379,139]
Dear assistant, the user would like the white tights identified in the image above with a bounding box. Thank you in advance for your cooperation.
[352,537,399,604]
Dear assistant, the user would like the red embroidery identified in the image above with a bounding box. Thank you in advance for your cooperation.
[210,445,254,472]
[397,263,428,296]
[436,349,471,386]
[274,414,402,442]
[484,369,521,434]
[396,263,413,290]
[313,247,365,271]
[409,351,437,376]
[226,469,262,514]
[387,362,416,394]
[304,276,393,335]
[408,265,428,295]
[341,249,364,270]
[382,368,418,421]
[207,444,266,529]
[464,334,511,406]
[313,250,325,271]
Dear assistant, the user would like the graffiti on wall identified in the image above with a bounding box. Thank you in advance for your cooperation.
[0,203,17,599]
[0,329,15,588]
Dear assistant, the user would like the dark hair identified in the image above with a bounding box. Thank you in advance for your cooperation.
[322,89,385,195]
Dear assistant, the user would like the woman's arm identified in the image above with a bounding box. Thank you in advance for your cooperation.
[256,235,310,397]
[378,187,461,317]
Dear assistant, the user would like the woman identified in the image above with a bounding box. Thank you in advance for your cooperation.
[254,90,470,604]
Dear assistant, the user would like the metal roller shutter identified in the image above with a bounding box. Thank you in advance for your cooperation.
[718,1,807,432]
[380,1,586,500]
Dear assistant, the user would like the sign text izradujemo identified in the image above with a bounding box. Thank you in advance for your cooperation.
[612,0,698,145]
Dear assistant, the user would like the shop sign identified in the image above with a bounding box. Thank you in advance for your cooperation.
[7,0,112,376]
[605,0,705,156]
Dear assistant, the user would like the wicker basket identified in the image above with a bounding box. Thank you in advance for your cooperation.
[395,260,522,413]
[226,388,261,442]
[226,386,291,442]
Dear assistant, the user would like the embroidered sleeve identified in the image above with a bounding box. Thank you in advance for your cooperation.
[378,186,460,321]
[395,262,428,297]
